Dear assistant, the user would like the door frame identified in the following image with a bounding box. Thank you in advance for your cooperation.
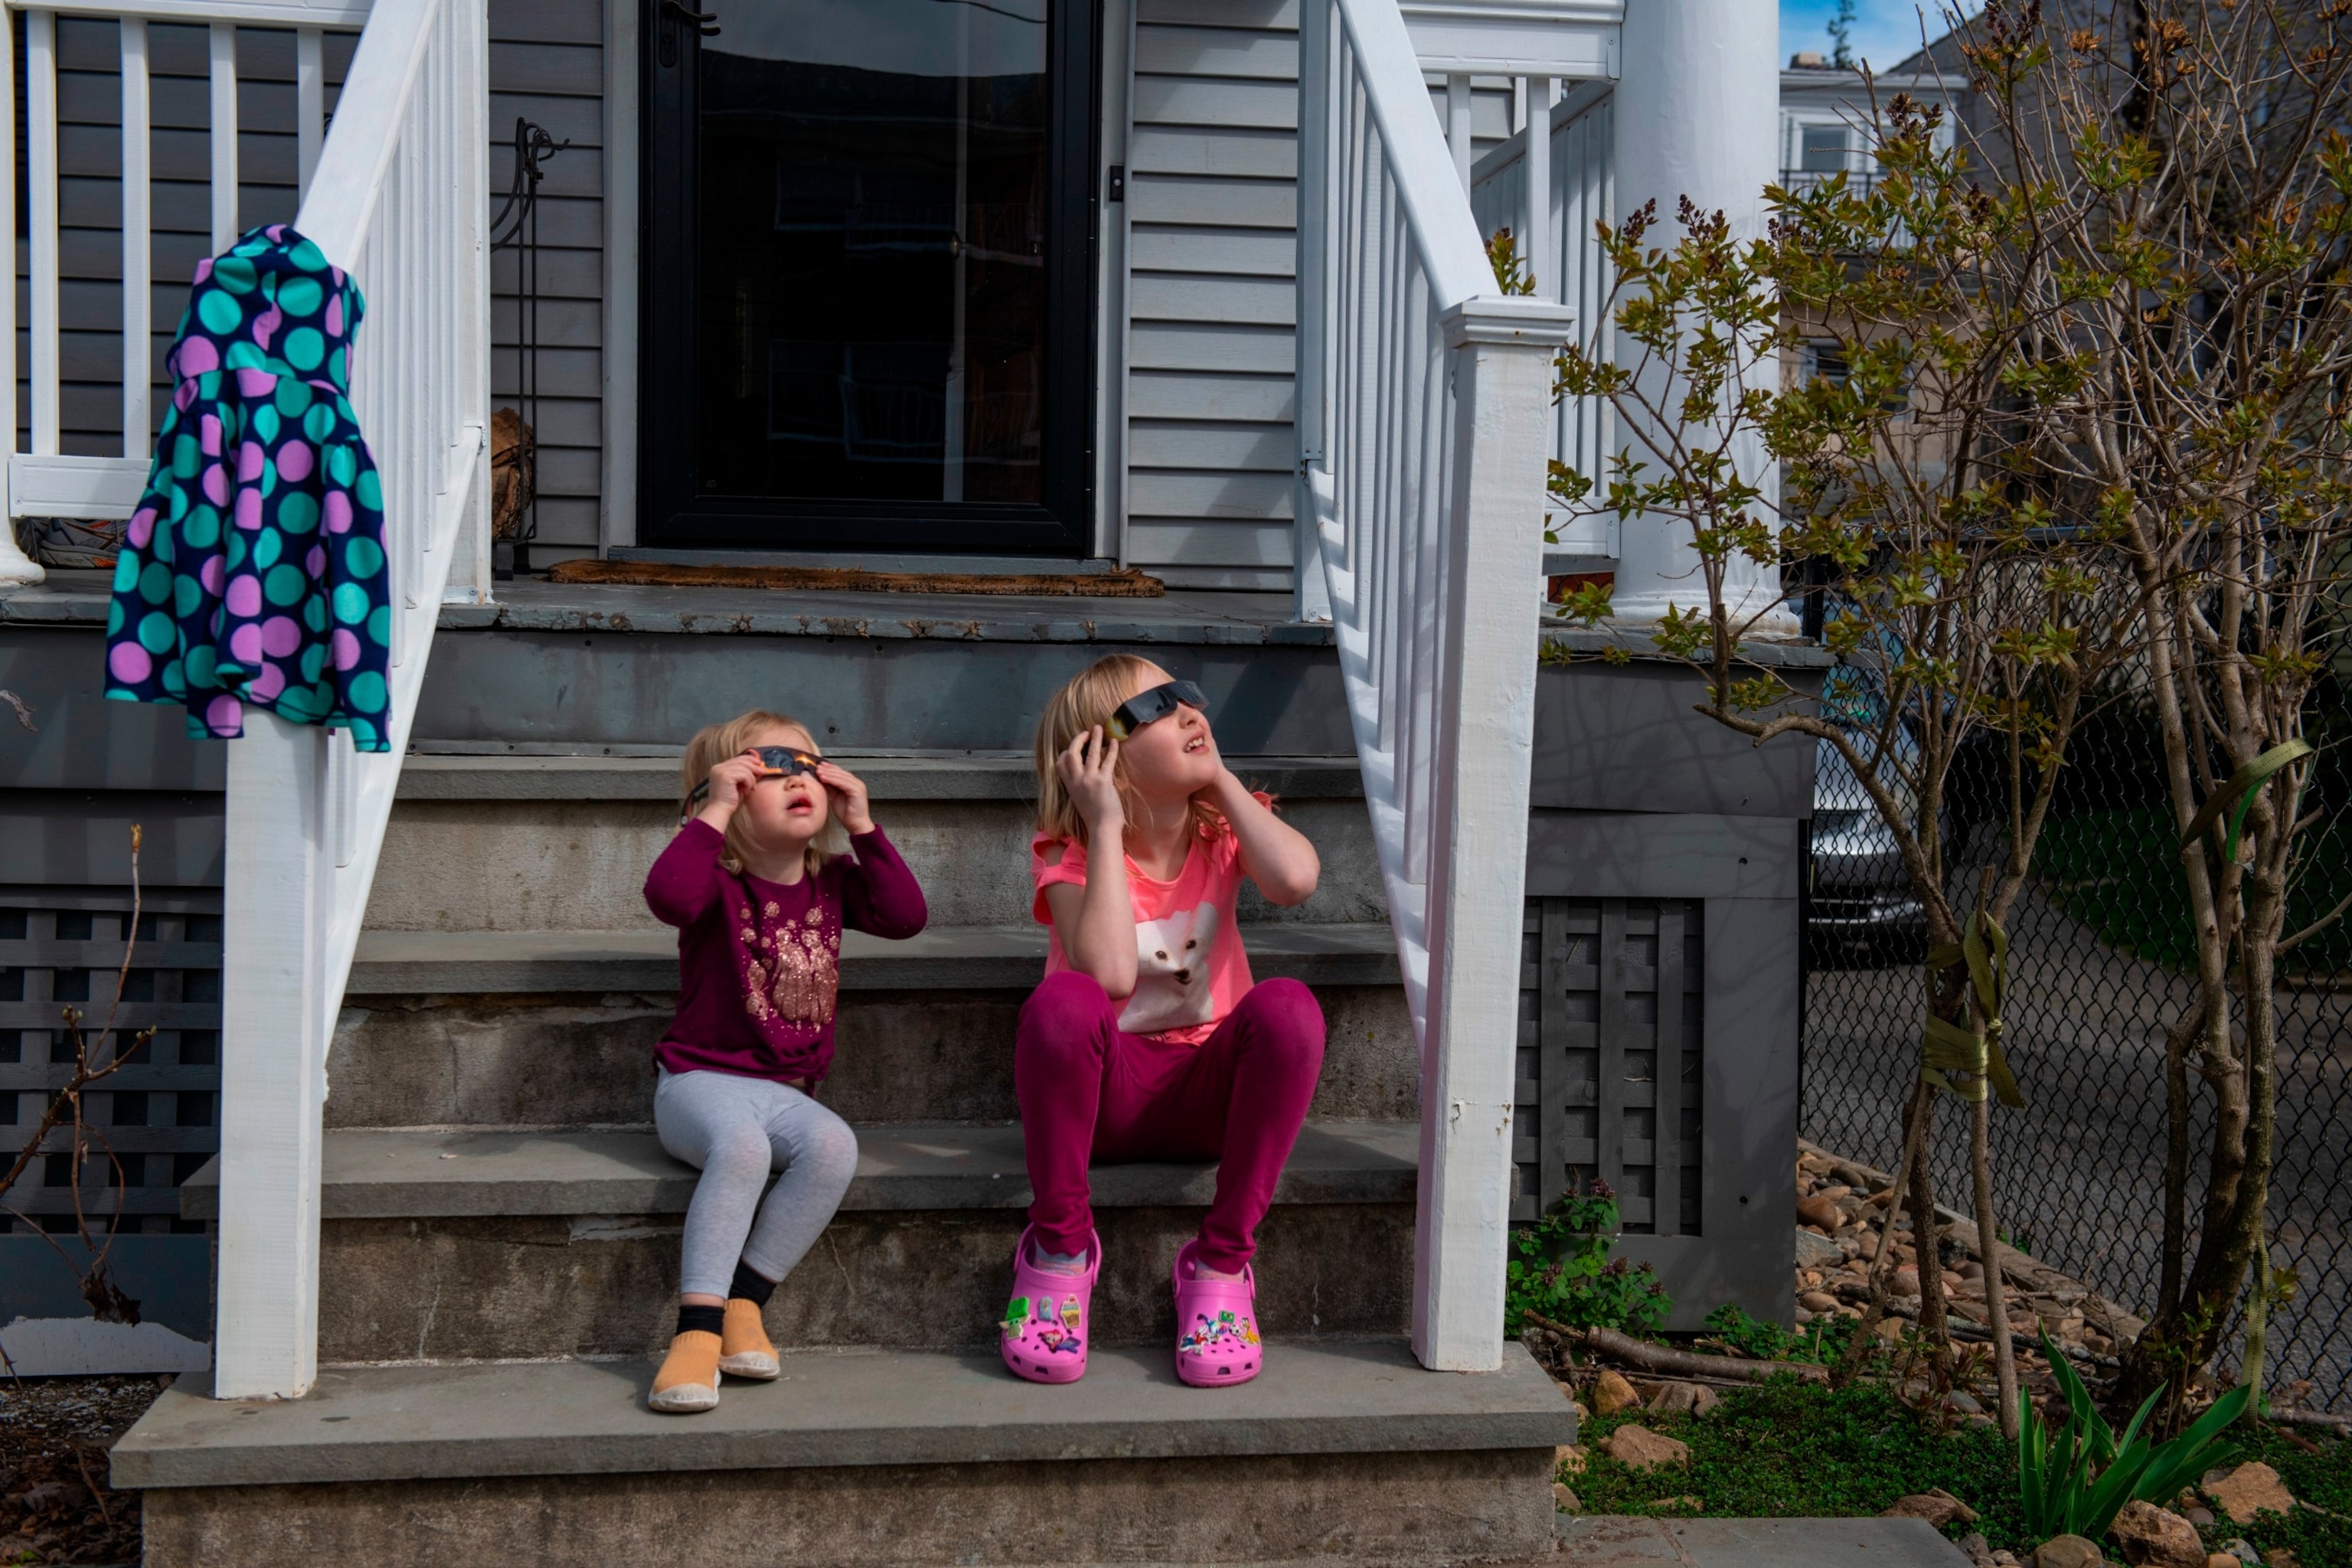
[636,0,1101,555]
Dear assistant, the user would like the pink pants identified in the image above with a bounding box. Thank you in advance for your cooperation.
[1016,970,1325,1273]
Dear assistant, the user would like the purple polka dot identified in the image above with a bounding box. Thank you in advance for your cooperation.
[238,441,266,482]
[261,616,302,658]
[229,622,264,665]
[201,414,223,456]
[236,368,275,399]
[173,381,198,413]
[305,545,327,576]
[205,694,241,735]
[193,258,215,286]
[325,492,353,534]
[203,462,229,507]
[225,574,263,617]
[247,663,286,701]
[126,509,155,549]
[176,336,218,377]
[276,441,315,482]
[108,642,153,684]
[236,489,263,531]
[253,306,283,346]
[326,295,344,335]
[332,628,362,671]
[200,557,226,595]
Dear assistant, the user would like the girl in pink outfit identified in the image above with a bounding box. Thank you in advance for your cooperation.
[1001,655,1326,1388]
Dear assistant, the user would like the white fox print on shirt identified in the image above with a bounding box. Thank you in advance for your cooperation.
[1119,900,1223,1034]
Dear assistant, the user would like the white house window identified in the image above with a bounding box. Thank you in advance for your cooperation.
[1799,122,1850,174]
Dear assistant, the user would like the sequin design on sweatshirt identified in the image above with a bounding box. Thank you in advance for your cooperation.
[738,900,840,1028]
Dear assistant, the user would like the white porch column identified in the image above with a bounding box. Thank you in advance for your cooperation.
[1609,0,1794,632]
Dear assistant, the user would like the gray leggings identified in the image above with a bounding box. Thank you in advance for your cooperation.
[654,1067,859,1300]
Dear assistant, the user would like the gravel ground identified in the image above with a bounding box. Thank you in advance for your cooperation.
[1,1374,162,1567]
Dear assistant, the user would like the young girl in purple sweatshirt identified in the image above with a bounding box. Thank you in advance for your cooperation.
[642,709,926,1413]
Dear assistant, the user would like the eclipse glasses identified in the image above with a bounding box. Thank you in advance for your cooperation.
[1106,679,1209,740]
[682,746,825,820]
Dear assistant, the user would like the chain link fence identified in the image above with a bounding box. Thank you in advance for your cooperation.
[1801,680,2352,1416]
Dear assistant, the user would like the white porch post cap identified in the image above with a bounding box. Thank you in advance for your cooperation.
[1441,295,1576,350]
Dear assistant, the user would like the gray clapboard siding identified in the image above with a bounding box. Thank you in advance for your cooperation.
[485,0,604,558]
[1125,0,1299,590]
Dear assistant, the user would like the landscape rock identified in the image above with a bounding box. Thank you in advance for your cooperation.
[1648,1380,1699,1416]
[2184,1506,2215,1527]
[1800,1289,1840,1313]
[2216,1540,2260,1565]
[1797,1194,1845,1230]
[1882,1488,1979,1527]
[1893,1264,1922,1295]
[2111,1499,2207,1568]
[1795,1228,1844,1268]
[1599,1423,1690,1472]
[2036,1536,2104,1568]
[1689,1383,1720,1417]
[2207,1557,2244,1568]
[1957,1534,1994,1567]
[1553,1482,1581,1512]
[1591,1369,1641,1416]
[2203,1462,2296,1524]
[1556,1443,1586,1476]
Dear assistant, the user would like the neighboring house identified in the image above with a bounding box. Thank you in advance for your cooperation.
[0,2,1816,1561]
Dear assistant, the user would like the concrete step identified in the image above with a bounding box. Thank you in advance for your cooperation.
[181,1123,1422,1362]
[365,750,1383,935]
[117,1341,1572,1568]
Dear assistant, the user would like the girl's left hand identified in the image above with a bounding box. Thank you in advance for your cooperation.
[814,760,874,835]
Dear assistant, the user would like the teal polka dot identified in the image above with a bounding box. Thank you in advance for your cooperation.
[253,405,281,446]
[224,341,267,371]
[367,606,391,646]
[198,288,245,332]
[300,644,326,683]
[112,553,140,593]
[302,596,327,632]
[253,530,282,570]
[345,537,385,578]
[172,434,201,479]
[333,582,371,624]
[226,531,248,570]
[213,255,258,292]
[346,715,378,749]
[279,276,324,318]
[276,378,315,416]
[174,576,202,616]
[264,563,307,606]
[355,471,382,511]
[346,671,387,714]
[289,237,328,273]
[151,526,174,566]
[327,445,357,485]
[328,347,348,385]
[305,406,338,443]
[106,600,126,636]
[283,328,325,371]
[276,683,322,720]
[185,645,217,687]
[278,492,319,534]
[139,561,172,605]
[167,484,191,521]
[137,610,175,653]
[184,505,220,549]
[159,658,185,697]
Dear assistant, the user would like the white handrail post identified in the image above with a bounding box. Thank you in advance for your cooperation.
[214,714,330,1399]
[0,6,36,585]
[1292,0,1334,626]
[122,17,152,454]
[1412,293,1570,1371]
[209,24,238,252]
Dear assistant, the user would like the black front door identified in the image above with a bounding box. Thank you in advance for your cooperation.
[642,0,1097,554]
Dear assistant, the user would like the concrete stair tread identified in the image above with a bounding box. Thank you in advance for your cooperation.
[111,1340,1573,1490]
[346,921,1403,994]
[397,750,1365,802]
[180,1119,1418,1219]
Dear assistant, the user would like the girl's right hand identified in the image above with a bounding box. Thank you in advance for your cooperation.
[698,750,769,822]
[1057,725,1125,835]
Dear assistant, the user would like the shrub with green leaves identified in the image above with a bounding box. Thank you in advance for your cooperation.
[1504,1180,1671,1338]
[2017,1333,2250,1542]
[1701,1302,1853,1366]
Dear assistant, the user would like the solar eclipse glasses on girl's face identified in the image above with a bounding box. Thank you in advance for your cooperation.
[682,746,825,818]
[1105,679,1209,740]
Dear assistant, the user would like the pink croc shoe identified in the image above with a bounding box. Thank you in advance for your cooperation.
[1000,1224,1099,1384]
[1172,1238,1263,1387]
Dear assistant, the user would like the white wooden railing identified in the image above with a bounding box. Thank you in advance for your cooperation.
[1296,0,1573,1372]
[0,0,492,1396]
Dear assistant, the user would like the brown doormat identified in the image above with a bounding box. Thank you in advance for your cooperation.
[544,559,1165,597]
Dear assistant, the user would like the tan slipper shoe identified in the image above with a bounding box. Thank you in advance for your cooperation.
[720,1298,780,1380]
[650,1329,721,1413]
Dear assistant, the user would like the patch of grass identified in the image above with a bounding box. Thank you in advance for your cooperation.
[1568,1377,2028,1550]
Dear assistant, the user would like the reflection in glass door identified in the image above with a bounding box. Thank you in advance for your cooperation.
[644,0,1097,553]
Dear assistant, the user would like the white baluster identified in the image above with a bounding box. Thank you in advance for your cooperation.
[28,11,59,459]
[210,24,238,253]
[296,28,323,199]
[121,18,152,455]
[0,9,34,585]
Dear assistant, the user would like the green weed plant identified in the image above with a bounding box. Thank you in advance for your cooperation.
[1701,1302,1854,1366]
[1505,1180,1671,1338]
[2017,1332,2251,1542]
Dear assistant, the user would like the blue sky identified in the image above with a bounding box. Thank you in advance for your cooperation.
[1779,1,1960,70]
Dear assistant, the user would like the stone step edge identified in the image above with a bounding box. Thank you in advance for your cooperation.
[396,750,1367,803]
[177,1119,1420,1221]
[346,922,1403,995]
[109,1340,1573,1491]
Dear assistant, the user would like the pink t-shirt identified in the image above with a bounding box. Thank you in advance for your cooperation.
[1031,816,1260,1045]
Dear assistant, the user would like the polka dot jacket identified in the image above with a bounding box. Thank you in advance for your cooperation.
[103,224,393,751]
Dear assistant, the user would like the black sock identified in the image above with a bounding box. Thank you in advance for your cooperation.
[730,1259,779,1306]
[677,1304,725,1338]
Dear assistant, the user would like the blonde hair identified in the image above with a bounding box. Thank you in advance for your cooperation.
[678,710,850,875]
[1032,655,1225,846]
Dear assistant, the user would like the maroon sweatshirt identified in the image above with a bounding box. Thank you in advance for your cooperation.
[644,818,927,1084]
